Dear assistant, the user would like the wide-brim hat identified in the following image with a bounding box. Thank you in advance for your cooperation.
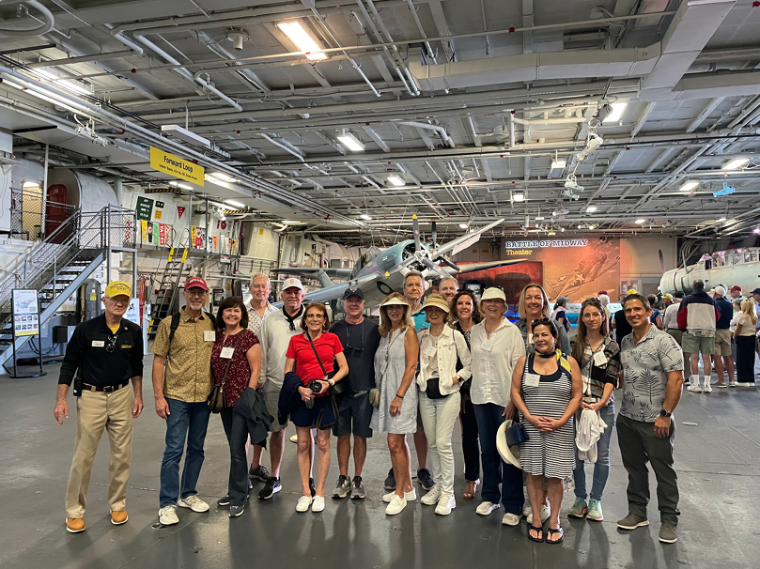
[381,296,409,307]
[422,294,450,313]
[496,420,522,470]
[481,287,507,302]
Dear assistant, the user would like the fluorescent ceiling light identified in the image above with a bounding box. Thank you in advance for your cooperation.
[386,174,405,187]
[723,158,749,171]
[589,224,596,230]
[276,21,327,61]
[168,181,178,187]
[213,172,236,182]
[178,183,193,190]
[635,219,646,224]
[513,192,525,202]
[560,227,565,232]
[360,213,372,221]
[603,102,628,123]
[225,200,245,208]
[551,159,566,169]
[716,217,726,222]
[586,205,597,212]
[458,223,468,229]
[679,180,699,192]
[281,220,307,225]
[32,68,91,95]
[22,181,40,189]
[337,132,364,152]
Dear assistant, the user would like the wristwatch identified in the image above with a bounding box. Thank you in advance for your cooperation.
[659,409,672,418]
[328,378,335,386]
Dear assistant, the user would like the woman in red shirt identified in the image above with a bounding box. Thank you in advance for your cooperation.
[210,297,261,518]
[284,303,348,514]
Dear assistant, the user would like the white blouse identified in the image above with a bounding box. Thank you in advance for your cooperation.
[470,318,525,407]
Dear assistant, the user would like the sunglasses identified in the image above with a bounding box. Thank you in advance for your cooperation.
[531,317,553,326]
[106,334,118,353]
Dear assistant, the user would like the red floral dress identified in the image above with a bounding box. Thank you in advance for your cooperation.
[211,329,259,407]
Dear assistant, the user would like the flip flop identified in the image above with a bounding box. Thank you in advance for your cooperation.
[528,524,544,543]
[546,527,564,544]
[463,480,479,500]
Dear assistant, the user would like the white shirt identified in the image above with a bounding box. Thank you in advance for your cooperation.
[662,301,681,330]
[258,306,303,388]
[470,318,525,407]
[247,302,278,337]
[416,325,472,396]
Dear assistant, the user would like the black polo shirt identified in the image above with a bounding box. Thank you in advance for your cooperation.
[58,314,144,387]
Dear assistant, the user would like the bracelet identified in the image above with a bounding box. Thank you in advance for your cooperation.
[395,394,404,400]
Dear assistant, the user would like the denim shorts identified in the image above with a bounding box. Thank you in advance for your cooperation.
[333,391,374,438]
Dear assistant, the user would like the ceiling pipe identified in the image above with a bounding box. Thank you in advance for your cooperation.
[260,134,306,162]
[24,49,136,69]
[396,121,455,147]
[0,0,54,38]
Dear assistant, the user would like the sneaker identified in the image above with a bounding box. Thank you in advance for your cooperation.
[729,382,737,387]
[587,499,603,521]
[229,504,245,518]
[476,501,500,516]
[309,477,316,497]
[417,468,435,491]
[502,512,520,526]
[258,477,282,500]
[568,497,588,519]
[332,475,351,499]
[686,384,702,393]
[110,510,128,525]
[384,468,396,490]
[217,496,231,508]
[527,504,551,525]
[702,383,713,393]
[385,494,407,515]
[435,493,456,516]
[66,517,85,533]
[158,505,179,526]
[249,464,270,483]
[312,496,325,513]
[421,485,442,506]
[351,476,366,500]
[617,512,649,530]
[383,489,416,503]
[659,523,678,544]
[715,383,728,389]
[296,495,313,513]
[178,495,210,513]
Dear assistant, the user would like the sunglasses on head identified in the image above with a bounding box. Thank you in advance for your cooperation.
[531,317,553,326]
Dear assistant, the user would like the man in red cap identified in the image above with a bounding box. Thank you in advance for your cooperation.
[151,276,216,526]
[729,286,745,302]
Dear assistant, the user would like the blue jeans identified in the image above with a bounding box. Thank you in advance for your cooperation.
[159,398,211,508]
[473,402,524,515]
[573,402,616,501]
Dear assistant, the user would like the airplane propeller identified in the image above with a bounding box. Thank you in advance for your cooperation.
[431,219,437,249]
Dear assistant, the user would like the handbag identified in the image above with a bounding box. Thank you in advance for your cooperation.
[307,333,347,397]
[421,329,453,400]
[371,329,401,408]
[504,355,536,447]
[208,332,242,413]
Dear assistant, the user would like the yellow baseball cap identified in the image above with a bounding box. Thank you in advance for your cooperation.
[626,288,638,296]
[105,280,132,298]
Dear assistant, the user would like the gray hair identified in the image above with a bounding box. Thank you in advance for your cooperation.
[403,270,424,285]
[440,277,458,288]
[597,294,610,306]
[250,273,271,286]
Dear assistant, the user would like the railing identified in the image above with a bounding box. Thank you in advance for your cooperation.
[0,206,136,319]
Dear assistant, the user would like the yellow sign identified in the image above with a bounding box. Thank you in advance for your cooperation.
[150,147,205,186]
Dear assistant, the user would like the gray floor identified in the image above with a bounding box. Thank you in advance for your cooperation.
[1,358,759,569]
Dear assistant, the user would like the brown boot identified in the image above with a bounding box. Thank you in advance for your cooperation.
[66,517,85,533]
[110,510,128,525]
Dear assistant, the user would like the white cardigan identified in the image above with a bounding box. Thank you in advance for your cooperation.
[416,325,472,396]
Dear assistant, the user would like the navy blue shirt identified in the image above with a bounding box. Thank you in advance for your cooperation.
[714,297,733,330]
[329,319,381,394]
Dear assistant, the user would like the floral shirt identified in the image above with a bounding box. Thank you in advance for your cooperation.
[211,329,260,407]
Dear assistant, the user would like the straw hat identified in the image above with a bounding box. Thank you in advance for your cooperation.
[496,420,522,470]
[421,294,450,313]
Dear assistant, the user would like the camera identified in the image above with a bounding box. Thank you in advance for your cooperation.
[305,379,324,409]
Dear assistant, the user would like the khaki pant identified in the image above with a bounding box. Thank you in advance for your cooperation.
[65,386,133,518]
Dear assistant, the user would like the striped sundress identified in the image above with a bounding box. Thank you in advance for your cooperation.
[519,352,575,479]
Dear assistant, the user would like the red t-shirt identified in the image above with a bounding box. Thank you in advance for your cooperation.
[285,332,344,396]
[211,329,260,407]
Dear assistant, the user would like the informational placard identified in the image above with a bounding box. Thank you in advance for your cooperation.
[12,289,40,337]
[125,298,140,326]
[136,196,154,222]
[150,147,205,186]
[154,201,165,220]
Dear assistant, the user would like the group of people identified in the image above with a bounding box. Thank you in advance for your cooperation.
[55,272,695,546]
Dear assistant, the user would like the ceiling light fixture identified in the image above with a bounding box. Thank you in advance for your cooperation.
[586,205,597,212]
[225,200,245,208]
[168,181,178,187]
[337,131,364,152]
[603,102,628,123]
[679,181,699,192]
[178,183,193,190]
[275,21,327,60]
[635,219,646,224]
[753,227,760,234]
[360,213,372,221]
[212,172,236,182]
[458,223,469,229]
[723,157,750,171]
[22,181,40,189]
[32,68,92,95]
[513,192,525,202]
[716,217,726,222]
[386,174,405,187]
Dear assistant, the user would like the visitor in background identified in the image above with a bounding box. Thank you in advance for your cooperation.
[734,299,758,386]
[612,289,637,345]
[552,296,571,333]
[678,279,719,393]
[662,292,684,347]
[648,295,663,330]
[712,286,735,388]
[439,277,459,304]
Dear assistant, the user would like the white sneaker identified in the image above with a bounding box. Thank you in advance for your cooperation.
[296,495,313,513]
[385,494,407,515]
[421,485,442,505]
[476,501,500,516]
[702,383,712,393]
[686,384,702,393]
[383,489,416,503]
[435,493,456,516]
[311,496,325,513]
[502,512,520,526]
[177,495,210,513]
[158,505,179,526]
[526,504,551,525]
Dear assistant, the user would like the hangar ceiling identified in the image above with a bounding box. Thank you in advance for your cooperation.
[2,0,760,245]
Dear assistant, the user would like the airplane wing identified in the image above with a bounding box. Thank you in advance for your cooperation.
[454,259,528,273]
[272,267,353,278]
[273,273,381,307]
[434,218,504,258]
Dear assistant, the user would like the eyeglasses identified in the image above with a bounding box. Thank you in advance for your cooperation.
[106,334,118,353]
[185,290,207,297]
[346,324,365,353]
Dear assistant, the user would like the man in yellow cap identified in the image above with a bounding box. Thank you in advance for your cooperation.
[54,280,144,534]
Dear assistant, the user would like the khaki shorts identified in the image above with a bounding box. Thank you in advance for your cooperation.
[666,329,682,347]
[682,332,715,356]
[262,381,288,432]
[714,328,732,356]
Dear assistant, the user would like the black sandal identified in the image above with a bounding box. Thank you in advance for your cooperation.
[546,526,564,544]
[528,524,544,543]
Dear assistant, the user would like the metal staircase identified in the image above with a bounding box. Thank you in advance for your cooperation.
[147,228,191,339]
[0,206,136,369]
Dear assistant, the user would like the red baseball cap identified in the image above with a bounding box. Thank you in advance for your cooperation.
[597,290,608,295]
[730,285,742,293]
[184,276,208,291]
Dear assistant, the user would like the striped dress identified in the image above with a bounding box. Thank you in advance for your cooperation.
[519,352,575,479]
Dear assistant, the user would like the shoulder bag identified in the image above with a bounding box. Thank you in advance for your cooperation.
[370,328,401,408]
[208,331,242,413]
[506,356,532,447]
[307,333,347,397]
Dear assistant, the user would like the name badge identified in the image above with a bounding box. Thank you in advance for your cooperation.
[593,351,608,367]
[481,340,493,352]
[525,373,541,388]
[204,331,216,342]
[220,347,235,359]
[423,345,437,358]
[92,340,105,347]
[527,333,533,345]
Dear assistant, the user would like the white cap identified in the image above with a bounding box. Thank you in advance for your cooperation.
[282,277,304,291]
[381,296,409,307]
[496,421,521,470]
[481,287,506,302]
[715,285,726,297]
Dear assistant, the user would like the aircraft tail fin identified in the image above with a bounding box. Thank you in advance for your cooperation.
[316,270,334,288]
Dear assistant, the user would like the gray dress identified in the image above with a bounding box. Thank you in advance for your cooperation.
[371,327,418,434]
